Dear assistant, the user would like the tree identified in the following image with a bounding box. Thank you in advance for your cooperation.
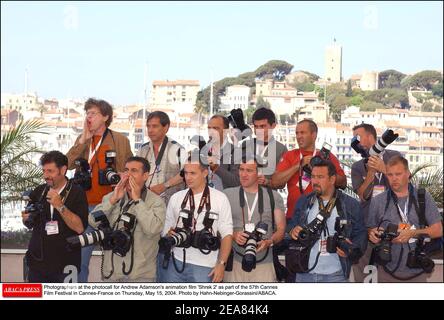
[294,81,315,92]
[255,60,294,80]
[402,70,442,90]
[411,164,443,208]
[364,88,409,108]
[346,79,353,97]
[256,95,271,109]
[422,101,434,112]
[1,120,47,204]
[432,81,443,97]
[360,101,386,111]
[378,69,406,88]
[433,104,442,113]
[349,95,364,106]
[329,95,349,122]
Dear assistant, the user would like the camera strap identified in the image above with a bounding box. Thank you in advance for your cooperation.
[239,186,264,226]
[147,136,169,188]
[386,185,415,225]
[298,149,317,194]
[180,185,211,231]
[88,128,109,165]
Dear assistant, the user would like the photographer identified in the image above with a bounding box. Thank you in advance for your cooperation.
[88,157,166,282]
[66,98,133,282]
[137,111,186,205]
[223,156,286,282]
[241,108,287,188]
[287,159,366,283]
[22,151,88,282]
[204,115,241,190]
[351,123,401,282]
[367,156,442,282]
[160,153,233,282]
[272,119,346,221]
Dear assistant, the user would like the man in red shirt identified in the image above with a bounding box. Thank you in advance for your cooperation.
[271,119,346,221]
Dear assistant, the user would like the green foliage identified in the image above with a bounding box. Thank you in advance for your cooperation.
[329,96,350,122]
[378,69,406,88]
[256,95,271,110]
[364,88,409,108]
[349,95,364,106]
[402,70,442,90]
[1,120,47,203]
[195,60,293,114]
[422,101,434,112]
[359,100,387,111]
[433,105,442,113]
[432,81,443,97]
[1,230,32,249]
[295,81,315,92]
[411,164,443,208]
[346,80,353,97]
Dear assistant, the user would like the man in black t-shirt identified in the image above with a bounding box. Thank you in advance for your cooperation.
[22,151,88,283]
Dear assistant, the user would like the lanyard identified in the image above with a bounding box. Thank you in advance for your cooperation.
[49,182,68,220]
[397,199,409,224]
[147,136,169,188]
[243,192,259,223]
[375,172,383,184]
[88,132,106,164]
[180,186,211,230]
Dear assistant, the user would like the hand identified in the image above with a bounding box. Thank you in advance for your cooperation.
[393,228,416,244]
[46,188,63,208]
[150,183,166,195]
[233,231,249,246]
[257,174,269,186]
[336,238,353,258]
[368,227,383,244]
[257,239,273,253]
[110,174,128,205]
[79,118,94,144]
[301,155,313,167]
[167,227,177,237]
[208,264,225,282]
[367,156,385,174]
[290,226,303,240]
[128,176,142,200]
[208,156,219,172]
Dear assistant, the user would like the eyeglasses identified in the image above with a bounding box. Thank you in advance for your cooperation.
[86,111,100,117]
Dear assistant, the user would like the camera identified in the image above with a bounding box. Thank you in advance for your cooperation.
[66,210,136,257]
[191,211,221,252]
[227,108,252,141]
[71,158,92,190]
[326,217,361,263]
[351,129,399,160]
[158,209,194,254]
[98,150,121,185]
[297,210,330,248]
[302,142,332,176]
[242,221,268,272]
[406,235,435,273]
[22,190,46,229]
[374,223,399,265]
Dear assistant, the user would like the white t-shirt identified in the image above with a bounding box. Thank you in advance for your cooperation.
[163,188,233,268]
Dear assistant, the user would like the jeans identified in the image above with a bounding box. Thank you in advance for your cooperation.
[28,268,67,283]
[78,205,96,283]
[162,255,213,283]
[295,270,348,283]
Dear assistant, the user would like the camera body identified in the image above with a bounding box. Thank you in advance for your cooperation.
[158,209,194,254]
[302,142,332,176]
[297,211,328,248]
[242,221,268,272]
[22,189,46,229]
[326,217,361,263]
[66,210,136,257]
[227,108,252,141]
[351,129,399,161]
[71,158,92,190]
[374,223,399,265]
[191,211,220,252]
[406,235,435,273]
[98,150,121,185]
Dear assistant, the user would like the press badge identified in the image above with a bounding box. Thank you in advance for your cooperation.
[320,239,329,256]
[372,185,385,198]
[408,225,417,244]
[244,223,255,233]
[45,221,59,235]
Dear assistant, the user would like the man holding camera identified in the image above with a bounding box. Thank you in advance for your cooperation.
[223,156,286,282]
[272,119,346,221]
[367,156,442,282]
[137,111,186,205]
[287,159,366,282]
[204,115,241,190]
[66,98,133,282]
[22,151,88,282]
[241,108,287,188]
[160,153,233,282]
[88,157,166,282]
[351,123,401,282]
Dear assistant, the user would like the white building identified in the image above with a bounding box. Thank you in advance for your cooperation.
[149,80,200,113]
[359,71,379,91]
[219,85,250,111]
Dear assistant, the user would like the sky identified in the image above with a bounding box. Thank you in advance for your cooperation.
[1,1,443,105]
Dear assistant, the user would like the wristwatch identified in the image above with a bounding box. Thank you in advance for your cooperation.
[217,259,226,266]
[58,205,66,214]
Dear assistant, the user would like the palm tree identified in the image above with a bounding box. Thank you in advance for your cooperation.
[1,120,47,204]
[410,163,443,208]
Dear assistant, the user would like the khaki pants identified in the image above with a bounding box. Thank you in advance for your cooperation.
[224,259,277,282]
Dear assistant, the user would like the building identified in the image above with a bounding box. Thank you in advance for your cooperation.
[149,80,200,113]
[219,85,250,111]
[298,103,329,124]
[359,71,379,91]
[324,39,342,83]
[1,93,40,112]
